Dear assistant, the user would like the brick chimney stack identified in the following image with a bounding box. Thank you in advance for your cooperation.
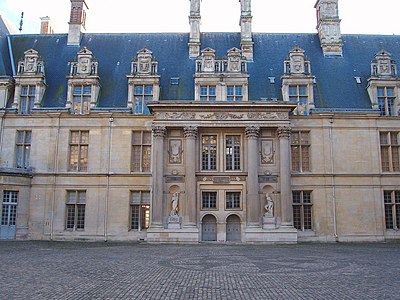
[67,0,89,46]
[40,16,55,34]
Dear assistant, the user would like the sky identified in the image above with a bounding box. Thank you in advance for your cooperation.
[0,0,399,35]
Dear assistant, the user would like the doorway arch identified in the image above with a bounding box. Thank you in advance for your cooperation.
[226,214,241,242]
[201,214,217,241]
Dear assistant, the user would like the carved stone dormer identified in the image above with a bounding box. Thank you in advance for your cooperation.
[127,48,160,113]
[367,50,400,116]
[194,48,249,101]
[66,47,100,114]
[281,47,315,115]
[12,49,46,113]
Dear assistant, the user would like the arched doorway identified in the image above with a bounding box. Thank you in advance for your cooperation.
[226,214,241,242]
[202,214,217,241]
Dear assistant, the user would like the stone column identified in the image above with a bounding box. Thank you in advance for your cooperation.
[151,126,166,227]
[278,126,293,227]
[183,126,198,227]
[245,126,260,227]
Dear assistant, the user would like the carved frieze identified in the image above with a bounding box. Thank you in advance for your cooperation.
[154,111,288,121]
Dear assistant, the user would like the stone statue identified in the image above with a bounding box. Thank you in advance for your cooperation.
[264,193,274,217]
[170,192,179,216]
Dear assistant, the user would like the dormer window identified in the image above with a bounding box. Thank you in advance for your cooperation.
[368,50,399,117]
[66,47,100,115]
[12,49,46,114]
[281,48,315,116]
[194,48,249,102]
[127,48,160,114]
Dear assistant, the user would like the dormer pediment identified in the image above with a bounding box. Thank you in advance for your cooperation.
[69,47,99,77]
[130,48,158,76]
[17,48,44,76]
[371,49,397,78]
[284,47,311,76]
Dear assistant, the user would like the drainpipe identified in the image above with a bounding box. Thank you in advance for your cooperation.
[50,114,61,240]
[104,116,113,242]
[329,117,339,241]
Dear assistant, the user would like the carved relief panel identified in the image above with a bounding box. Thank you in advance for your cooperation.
[260,140,274,164]
[169,139,183,164]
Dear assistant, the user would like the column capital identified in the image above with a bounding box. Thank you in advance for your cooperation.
[184,126,198,139]
[277,126,291,139]
[152,126,166,138]
[245,126,260,139]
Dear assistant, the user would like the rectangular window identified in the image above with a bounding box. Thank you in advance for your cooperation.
[377,87,396,116]
[1,191,18,226]
[202,135,217,171]
[16,130,31,169]
[69,131,89,171]
[291,131,310,172]
[66,190,86,230]
[380,132,400,172]
[225,135,241,170]
[200,85,216,101]
[292,191,312,231]
[19,85,35,114]
[134,85,153,114]
[227,85,243,101]
[289,85,308,104]
[132,131,152,172]
[226,192,241,209]
[72,85,91,114]
[130,191,150,231]
[202,191,217,209]
[384,190,400,230]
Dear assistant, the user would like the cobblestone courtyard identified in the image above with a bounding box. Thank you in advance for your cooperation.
[0,241,399,299]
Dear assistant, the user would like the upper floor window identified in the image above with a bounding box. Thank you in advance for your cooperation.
[132,131,152,172]
[227,85,243,102]
[19,85,35,114]
[289,85,308,104]
[200,85,216,101]
[1,191,18,227]
[225,135,241,171]
[134,85,153,114]
[202,135,217,170]
[72,85,91,114]
[130,191,150,231]
[377,87,396,116]
[66,190,86,230]
[291,131,310,172]
[69,130,89,172]
[384,190,400,230]
[16,130,31,169]
[380,132,399,172]
[292,191,312,231]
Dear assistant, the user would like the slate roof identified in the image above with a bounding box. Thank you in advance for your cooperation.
[3,30,400,110]
[0,17,12,77]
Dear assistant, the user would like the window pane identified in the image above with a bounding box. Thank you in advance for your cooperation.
[132,146,141,172]
[209,86,216,96]
[303,205,312,230]
[73,85,82,95]
[292,192,301,204]
[236,86,242,96]
[299,86,307,95]
[142,146,151,172]
[377,87,385,97]
[83,85,92,94]
[289,86,297,96]
[227,86,234,96]
[80,131,89,144]
[386,87,395,97]
[144,86,153,95]
[141,205,150,229]
[66,204,75,229]
[291,146,300,172]
[202,192,217,209]
[130,205,139,230]
[79,146,88,171]
[143,132,152,144]
[76,205,85,229]
[134,85,143,95]
[21,86,28,96]
[131,192,140,204]
[293,206,301,230]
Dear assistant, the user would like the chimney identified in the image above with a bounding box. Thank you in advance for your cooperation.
[188,0,201,58]
[40,16,55,34]
[239,0,253,61]
[67,0,88,46]
[315,0,343,56]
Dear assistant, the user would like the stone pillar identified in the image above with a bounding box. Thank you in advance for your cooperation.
[151,126,166,227]
[245,126,260,226]
[278,126,293,227]
[183,126,198,227]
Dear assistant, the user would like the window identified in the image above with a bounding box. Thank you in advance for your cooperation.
[227,85,243,101]
[380,132,400,172]
[377,87,396,116]
[200,85,216,101]
[1,191,18,226]
[291,131,310,172]
[132,131,152,172]
[289,85,308,105]
[134,85,152,114]
[66,191,86,230]
[202,135,217,170]
[69,131,89,171]
[292,191,312,231]
[226,192,241,209]
[202,191,217,209]
[226,135,241,170]
[130,191,150,231]
[72,85,91,114]
[19,85,35,114]
[384,191,400,230]
[16,130,31,169]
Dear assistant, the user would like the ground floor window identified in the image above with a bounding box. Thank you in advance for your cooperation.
[130,191,150,230]
[202,192,217,209]
[225,192,241,209]
[292,191,312,231]
[384,190,400,230]
[1,191,18,226]
[66,191,86,230]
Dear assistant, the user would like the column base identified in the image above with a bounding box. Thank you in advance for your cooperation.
[244,226,297,244]
[147,227,199,243]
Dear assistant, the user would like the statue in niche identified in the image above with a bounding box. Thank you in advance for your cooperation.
[264,193,274,217]
[170,192,179,216]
